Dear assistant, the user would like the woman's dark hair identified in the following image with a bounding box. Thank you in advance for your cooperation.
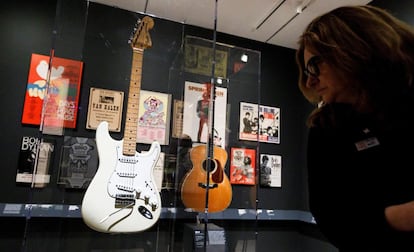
[295,5,414,127]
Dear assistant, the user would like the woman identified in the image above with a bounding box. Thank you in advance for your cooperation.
[296,5,414,251]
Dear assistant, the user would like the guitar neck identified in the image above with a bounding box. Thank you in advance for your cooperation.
[123,49,144,156]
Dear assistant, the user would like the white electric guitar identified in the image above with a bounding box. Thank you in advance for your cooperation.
[81,16,161,233]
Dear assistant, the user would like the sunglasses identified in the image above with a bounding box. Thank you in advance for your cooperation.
[303,55,322,78]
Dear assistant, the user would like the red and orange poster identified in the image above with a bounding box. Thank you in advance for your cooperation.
[230,147,256,185]
[21,53,83,129]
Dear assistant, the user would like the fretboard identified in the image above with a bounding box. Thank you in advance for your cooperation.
[123,48,143,156]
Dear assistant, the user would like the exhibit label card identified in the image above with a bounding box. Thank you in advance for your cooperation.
[171,99,184,138]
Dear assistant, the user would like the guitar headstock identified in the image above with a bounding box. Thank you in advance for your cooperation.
[129,16,154,50]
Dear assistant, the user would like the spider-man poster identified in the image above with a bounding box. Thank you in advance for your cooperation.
[182,81,227,148]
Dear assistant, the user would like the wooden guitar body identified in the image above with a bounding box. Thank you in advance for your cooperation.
[181,145,232,213]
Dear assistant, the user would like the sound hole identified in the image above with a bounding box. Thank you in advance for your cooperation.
[202,158,224,184]
[202,159,217,173]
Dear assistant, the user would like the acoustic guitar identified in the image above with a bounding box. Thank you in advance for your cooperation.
[180,144,232,213]
[81,16,162,233]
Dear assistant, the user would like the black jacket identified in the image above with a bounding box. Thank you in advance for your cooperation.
[307,103,414,251]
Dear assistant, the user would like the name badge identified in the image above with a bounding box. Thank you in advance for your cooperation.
[355,137,380,151]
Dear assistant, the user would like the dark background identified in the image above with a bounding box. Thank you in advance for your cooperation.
[0,0,411,251]
[0,0,307,210]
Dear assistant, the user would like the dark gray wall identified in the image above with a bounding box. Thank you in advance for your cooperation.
[0,0,309,210]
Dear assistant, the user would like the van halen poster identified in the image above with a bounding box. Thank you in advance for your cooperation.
[21,53,83,131]
[182,81,227,148]
[230,147,256,185]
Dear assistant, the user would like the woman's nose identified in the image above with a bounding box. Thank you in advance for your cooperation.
[305,75,318,88]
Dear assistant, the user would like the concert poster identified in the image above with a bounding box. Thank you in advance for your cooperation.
[184,36,228,79]
[86,88,124,132]
[21,53,83,134]
[230,147,256,185]
[239,102,281,144]
[136,90,171,145]
[259,153,282,187]
[239,102,259,141]
[182,81,227,148]
[258,105,280,144]
[16,136,55,188]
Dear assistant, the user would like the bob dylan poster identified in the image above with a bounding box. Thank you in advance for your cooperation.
[182,81,227,148]
[136,90,171,145]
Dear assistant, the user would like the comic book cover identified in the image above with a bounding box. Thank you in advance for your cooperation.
[259,153,282,187]
[21,53,83,133]
[230,147,256,185]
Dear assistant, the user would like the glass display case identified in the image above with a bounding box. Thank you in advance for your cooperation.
[0,0,337,251]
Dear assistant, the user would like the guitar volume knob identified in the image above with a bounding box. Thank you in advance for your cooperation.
[151,203,157,211]
[135,189,141,199]
[149,198,158,211]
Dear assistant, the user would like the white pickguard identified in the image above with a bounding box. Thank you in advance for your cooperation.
[81,121,161,233]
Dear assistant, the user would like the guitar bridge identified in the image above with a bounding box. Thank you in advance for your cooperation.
[115,194,135,208]
[198,182,218,189]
